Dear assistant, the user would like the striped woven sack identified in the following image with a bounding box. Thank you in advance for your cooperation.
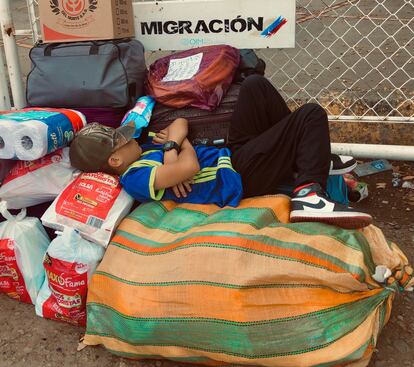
[84,195,413,367]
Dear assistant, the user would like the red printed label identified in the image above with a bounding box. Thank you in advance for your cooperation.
[3,149,63,185]
[0,239,31,304]
[55,172,121,229]
[42,253,89,326]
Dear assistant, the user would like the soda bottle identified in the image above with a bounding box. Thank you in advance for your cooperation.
[121,96,155,138]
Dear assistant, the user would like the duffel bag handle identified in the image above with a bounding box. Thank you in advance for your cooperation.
[44,42,100,56]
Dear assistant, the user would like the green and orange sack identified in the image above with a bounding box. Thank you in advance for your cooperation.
[84,196,413,367]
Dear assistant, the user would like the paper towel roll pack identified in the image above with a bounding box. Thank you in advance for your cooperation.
[0,108,86,160]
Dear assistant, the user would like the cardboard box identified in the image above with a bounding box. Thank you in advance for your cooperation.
[39,0,135,43]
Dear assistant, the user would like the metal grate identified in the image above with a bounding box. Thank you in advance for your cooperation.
[21,0,414,122]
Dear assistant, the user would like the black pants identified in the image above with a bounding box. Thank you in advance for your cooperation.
[228,75,331,198]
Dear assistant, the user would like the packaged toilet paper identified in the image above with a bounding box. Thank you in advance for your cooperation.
[42,172,134,247]
[0,148,78,209]
[35,228,104,326]
[0,202,50,304]
[0,108,86,161]
[0,121,20,159]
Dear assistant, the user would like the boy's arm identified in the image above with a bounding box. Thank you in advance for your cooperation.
[167,118,188,146]
[153,118,188,147]
[153,118,189,166]
[154,138,200,190]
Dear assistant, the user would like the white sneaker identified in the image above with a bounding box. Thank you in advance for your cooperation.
[290,183,372,229]
[329,154,357,175]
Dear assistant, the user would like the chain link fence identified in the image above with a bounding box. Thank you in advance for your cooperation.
[259,0,413,121]
[20,0,414,122]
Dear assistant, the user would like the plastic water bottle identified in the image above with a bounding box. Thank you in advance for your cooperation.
[121,96,155,138]
[192,138,226,147]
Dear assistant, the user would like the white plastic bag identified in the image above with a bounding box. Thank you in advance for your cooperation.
[0,148,78,210]
[35,228,104,326]
[0,202,50,304]
[41,172,134,247]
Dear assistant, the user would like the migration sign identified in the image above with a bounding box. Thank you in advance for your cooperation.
[133,0,296,50]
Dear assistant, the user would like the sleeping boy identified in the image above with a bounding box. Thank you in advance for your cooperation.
[69,118,243,208]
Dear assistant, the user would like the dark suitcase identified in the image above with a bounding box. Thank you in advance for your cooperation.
[147,83,241,143]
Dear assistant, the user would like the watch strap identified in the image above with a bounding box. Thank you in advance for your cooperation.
[163,140,180,153]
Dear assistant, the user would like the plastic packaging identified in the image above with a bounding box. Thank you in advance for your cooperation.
[343,173,369,202]
[121,96,155,138]
[0,202,50,304]
[35,228,104,326]
[353,159,393,177]
[0,120,19,159]
[402,181,414,189]
[192,138,226,147]
[41,172,134,247]
[0,148,78,210]
[0,108,86,161]
[326,175,349,205]
[392,173,402,188]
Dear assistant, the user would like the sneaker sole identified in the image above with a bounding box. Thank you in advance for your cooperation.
[290,210,372,229]
[329,162,358,176]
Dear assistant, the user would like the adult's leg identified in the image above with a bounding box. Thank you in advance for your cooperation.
[228,75,291,152]
[228,76,372,229]
[231,102,331,198]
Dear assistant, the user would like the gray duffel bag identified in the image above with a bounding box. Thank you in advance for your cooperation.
[27,39,147,108]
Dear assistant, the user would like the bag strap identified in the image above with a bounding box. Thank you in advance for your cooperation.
[44,43,60,56]
[0,201,27,221]
[89,44,99,55]
[44,42,100,56]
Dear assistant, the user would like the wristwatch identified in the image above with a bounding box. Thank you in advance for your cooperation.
[162,140,180,153]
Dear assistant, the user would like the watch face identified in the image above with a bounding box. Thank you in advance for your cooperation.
[164,141,174,150]
[163,141,179,152]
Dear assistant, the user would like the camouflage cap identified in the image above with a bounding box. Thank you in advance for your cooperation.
[69,122,135,172]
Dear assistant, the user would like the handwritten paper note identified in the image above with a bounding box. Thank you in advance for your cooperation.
[162,53,203,82]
